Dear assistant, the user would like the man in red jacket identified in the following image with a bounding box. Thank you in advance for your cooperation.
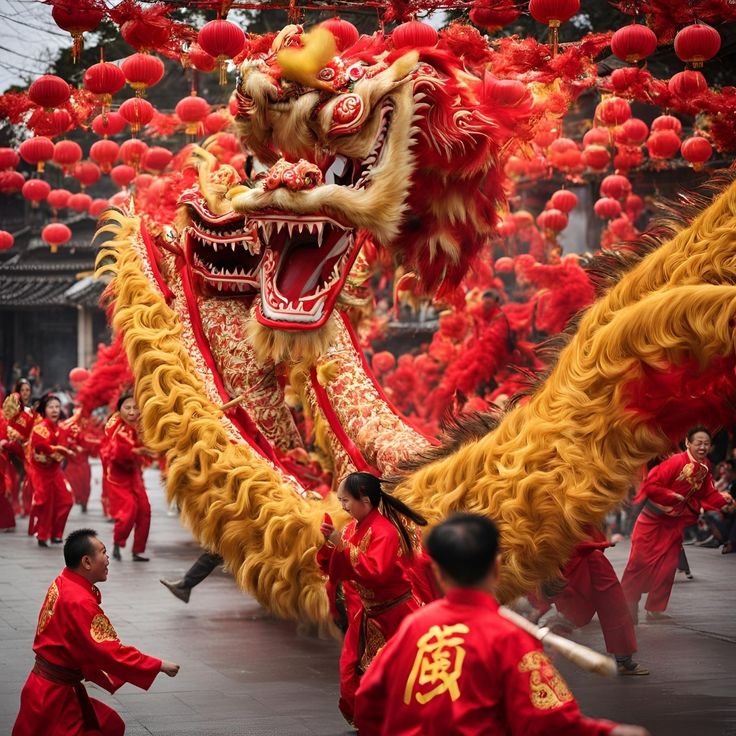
[622,426,735,622]
[354,514,649,736]
[13,528,180,735]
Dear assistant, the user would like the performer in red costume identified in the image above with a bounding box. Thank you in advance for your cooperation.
[535,529,648,676]
[622,426,735,622]
[318,471,429,724]
[104,394,155,562]
[2,380,35,516]
[0,411,16,530]
[354,513,650,736]
[12,528,179,735]
[27,395,74,548]
[61,408,102,513]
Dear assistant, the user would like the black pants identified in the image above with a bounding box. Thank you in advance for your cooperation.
[184,552,223,588]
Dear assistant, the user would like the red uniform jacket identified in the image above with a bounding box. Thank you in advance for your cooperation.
[13,568,161,735]
[354,588,616,736]
[635,450,726,525]
[2,393,34,463]
[29,417,67,474]
[102,415,144,486]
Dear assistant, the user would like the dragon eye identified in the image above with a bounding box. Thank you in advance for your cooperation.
[318,67,336,81]
[347,64,365,81]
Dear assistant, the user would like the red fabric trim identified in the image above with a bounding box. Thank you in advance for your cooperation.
[338,312,439,446]
[309,368,377,474]
[140,225,175,304]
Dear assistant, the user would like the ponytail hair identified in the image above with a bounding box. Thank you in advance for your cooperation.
[342,472,427,556]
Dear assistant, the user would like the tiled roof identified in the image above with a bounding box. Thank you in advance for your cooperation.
[0,275,78,307]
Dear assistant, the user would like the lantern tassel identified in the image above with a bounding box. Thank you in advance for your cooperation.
[72,31,83,64]
[549,20,561,57]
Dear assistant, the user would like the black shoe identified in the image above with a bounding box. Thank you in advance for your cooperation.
[160,578,191,603]
[132,554,149,562]
[37,539,48,548]
[80,504,87,514]
[51,538,63,544]
[112,544,121,561]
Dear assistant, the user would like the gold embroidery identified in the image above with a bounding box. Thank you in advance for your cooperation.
[90,614,118,643]
[34,425,50,440]
[37,582,59,635]
[353,580,376,603]
[404,623,469,705]
[518,651,573,710]
[676,462,707,490]
[360,618,386,672]
[348,527,372,567]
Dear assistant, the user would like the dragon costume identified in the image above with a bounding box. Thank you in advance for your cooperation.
[97,21,736,630]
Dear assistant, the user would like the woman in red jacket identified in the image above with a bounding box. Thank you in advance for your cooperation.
[105,394,154,562]
[27,395,74,547]
[318,471,428,724]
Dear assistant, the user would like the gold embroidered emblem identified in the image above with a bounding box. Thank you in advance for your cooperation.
[404,623,469,705]
[37,582,59,635]
[676,462,706,490]
[34,425,50,440]
[90,614,118,643]
[518,651,573,710]
[348,527,372,567]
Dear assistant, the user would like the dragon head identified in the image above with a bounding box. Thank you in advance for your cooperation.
[230,24,519,331]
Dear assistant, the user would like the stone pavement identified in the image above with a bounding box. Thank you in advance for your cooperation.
[0,461,735,735]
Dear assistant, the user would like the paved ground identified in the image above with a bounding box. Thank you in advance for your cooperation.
[1,462,735,735]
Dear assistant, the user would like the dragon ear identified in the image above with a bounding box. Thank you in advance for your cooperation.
[385,50,419,82]
[277,27,336,90]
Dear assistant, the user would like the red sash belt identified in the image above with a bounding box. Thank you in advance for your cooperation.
[32,655,100,731]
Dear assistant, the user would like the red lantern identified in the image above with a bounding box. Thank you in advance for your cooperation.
[28,75,71,109]
[119,139,149,169]
[391,21,438,49]
[118,97,155,134]
[83,61,125,109]
[668,70,708,99]
[175,93,211,136]
[469,1,521,32]
[89,198,109,217]
[33,108,73,139]
[91,111,126,137]
[647,130,681,160]
[674,22,721,68]
[69,367,90,386]
[533,119,559,149]
[110,164,136,188]
[0,148,19,170]
[616,118,649,145]
[582,145,611,171]
[187,43,216,73]
[204,111,228,134]
[89,139,119,173]
[583,127,610,147]
[19,137,55,172]
[52,140,83,173]
[548,137,582,172]
[496,217,517,237]
[109,191,131,207]
[611,24,657,63]
[320,17,359,51]
[626,193,644,219]
[610,67,642,94]
[608,215,634,240]
[681,136,713,170]
[42,222,72,253]
[596,96,632,127]
[550,189,578,213]
[142,146,173,173]
[134,173,153,190]
[73,161,101,189]
[68,192,92,213]
[121,16,170,52]
[494,256,515,273]
[47,188,72,211]
[600,174,632,200]
[198,19,247,85]
[483,75,533,111]
[614,145,643,172]
[0,230,14,251]
[537,208,568,234]
[371,351,396,375]
[513,210,535,228]
[0,171,25,192]
[594,197,622,219]
[121,53,165,96]
[528,0,580,55]
[51,1,104,63]
[651,114,682,136]
[22,179,51,207]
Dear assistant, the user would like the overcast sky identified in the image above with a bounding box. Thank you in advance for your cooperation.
[0,0,69,91]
